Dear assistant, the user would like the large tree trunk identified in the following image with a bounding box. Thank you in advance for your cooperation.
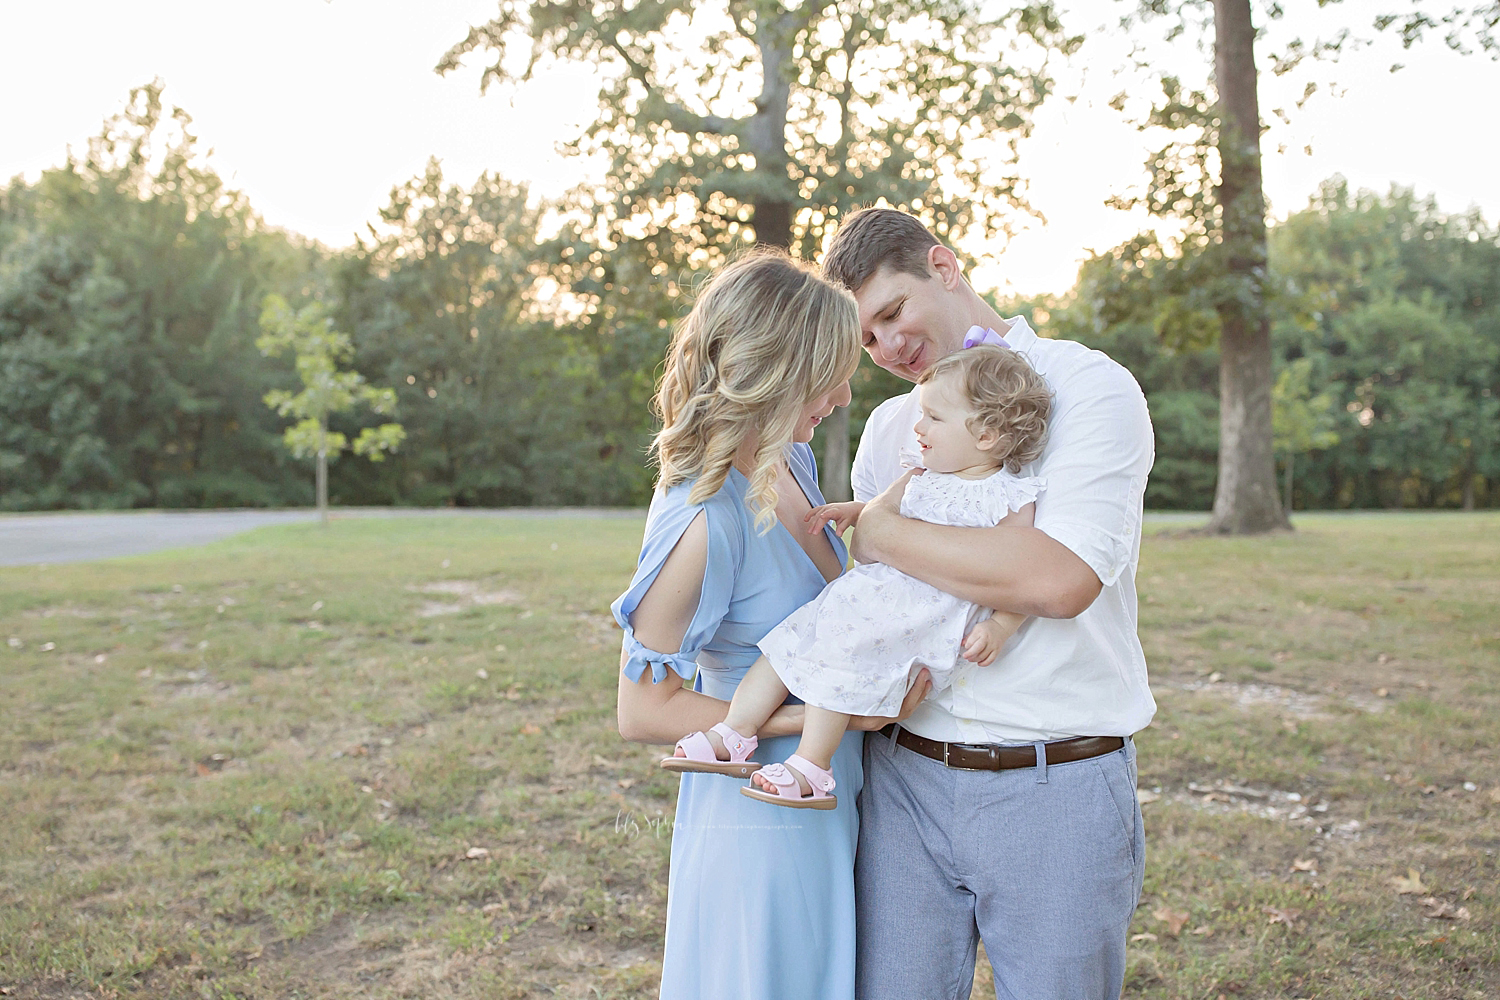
[747,7,796,250]
[748,6,848,492]
[1206,0,1288,534]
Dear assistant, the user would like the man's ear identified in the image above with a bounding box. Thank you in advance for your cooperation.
[927,244,964,291]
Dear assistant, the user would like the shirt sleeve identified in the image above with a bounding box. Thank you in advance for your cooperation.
[609,487,744,683]
[1031,360,1155,588]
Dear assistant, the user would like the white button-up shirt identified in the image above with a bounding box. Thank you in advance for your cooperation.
[851,316,1157,743]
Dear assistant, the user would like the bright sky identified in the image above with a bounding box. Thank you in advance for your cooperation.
[4,1,1498,297]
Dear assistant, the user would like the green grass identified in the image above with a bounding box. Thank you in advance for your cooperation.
[1,513,1497,999]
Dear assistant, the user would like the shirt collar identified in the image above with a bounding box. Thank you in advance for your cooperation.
[1000,315,1038,353]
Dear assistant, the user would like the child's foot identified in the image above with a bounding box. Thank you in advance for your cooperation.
[674,727,729,760]
[740,754,837,809]
[749,762,811,797]
[660,722,760,777]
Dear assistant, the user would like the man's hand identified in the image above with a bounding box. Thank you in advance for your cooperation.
[849,468,919,564]
[805,500,866,536]
[961,612,1026,667]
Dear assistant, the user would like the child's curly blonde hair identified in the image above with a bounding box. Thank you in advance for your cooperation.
[917,345,1051,473]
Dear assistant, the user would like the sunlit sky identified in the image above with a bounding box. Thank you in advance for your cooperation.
[5,0,1498,297]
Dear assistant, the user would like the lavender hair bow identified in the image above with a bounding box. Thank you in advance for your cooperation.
[963,325,1011,350]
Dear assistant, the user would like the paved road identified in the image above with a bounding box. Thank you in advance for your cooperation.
[0,508,642,567]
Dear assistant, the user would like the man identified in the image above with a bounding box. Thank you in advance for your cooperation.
[822,208,1155,1000]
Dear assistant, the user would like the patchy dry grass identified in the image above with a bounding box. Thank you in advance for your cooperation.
[1,512,1496,999]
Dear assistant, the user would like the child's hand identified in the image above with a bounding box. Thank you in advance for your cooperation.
[961,612,1027,666]
[806,501,865,535]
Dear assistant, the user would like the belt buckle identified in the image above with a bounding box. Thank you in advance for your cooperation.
[942,741,950,767]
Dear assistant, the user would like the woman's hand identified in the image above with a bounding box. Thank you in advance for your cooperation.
[847,668,932,731]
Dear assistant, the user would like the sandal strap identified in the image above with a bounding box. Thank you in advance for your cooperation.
[754,763,800,793]
[673,729,717,762]
[786,755,836,795]
[709,722,758,762]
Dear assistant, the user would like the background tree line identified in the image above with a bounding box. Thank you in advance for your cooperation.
[2,36,1496,513]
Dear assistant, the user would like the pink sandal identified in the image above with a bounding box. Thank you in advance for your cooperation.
[660,722,761,777]
[739,754,837,810]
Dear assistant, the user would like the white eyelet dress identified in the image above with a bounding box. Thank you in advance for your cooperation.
[758,468,1045,718]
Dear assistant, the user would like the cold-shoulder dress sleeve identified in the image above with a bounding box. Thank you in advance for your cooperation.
[610,485,746,684]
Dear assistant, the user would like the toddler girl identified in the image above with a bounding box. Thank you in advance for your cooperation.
[664,343,1051,808]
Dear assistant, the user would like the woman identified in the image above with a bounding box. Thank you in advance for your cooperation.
[611,249,927,999]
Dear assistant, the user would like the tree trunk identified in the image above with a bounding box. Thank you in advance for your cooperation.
[1284,451,1294,514]
[747,6,796,250]
[1206,0,1288,534]
[821,406,852,501]
[1462,470,1476,510]
[316,423,329,527]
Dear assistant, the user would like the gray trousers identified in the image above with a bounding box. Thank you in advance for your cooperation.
[854,728,1145,1000]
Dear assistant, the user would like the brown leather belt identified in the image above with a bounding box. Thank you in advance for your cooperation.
[879,724,1124,771]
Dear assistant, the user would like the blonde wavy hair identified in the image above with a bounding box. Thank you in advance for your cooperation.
[652,248,861,533]
[918,345,1052,473]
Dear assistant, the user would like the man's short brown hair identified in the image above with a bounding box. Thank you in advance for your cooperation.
[821,207,940,292]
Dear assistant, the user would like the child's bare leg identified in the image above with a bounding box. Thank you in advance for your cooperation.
[750,705,849,794]
[674,655,787,759]
[724,656,790,737]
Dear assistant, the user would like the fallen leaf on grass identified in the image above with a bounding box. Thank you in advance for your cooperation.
[465,847,490,860]
[482,902,506,916]
[1129,932,1158,943]
[1420,897,1471,921]
[1291,858,1317,873]
[1390,869,1428,895]
[1190,925,1214,938]
[1463,887,1476,900]
[1152,907,1191,936]
[1488,786,1500,804]
[1136,788,1160,805]
[520,723,541,735]
[1265,907,1302,927]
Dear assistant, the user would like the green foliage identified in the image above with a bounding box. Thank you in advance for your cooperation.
[0,82,320,510]
[441,0,1079,259]
[1272,358,1339,458]
[337,160,659,506]
[1063,181,1500,511]
[256,294,405,463]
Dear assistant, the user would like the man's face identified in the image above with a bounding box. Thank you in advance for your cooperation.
[852,262,968,384]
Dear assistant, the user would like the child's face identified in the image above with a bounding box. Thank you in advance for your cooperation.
[914,373,995,475]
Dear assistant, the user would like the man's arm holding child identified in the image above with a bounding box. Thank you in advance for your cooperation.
[853,369,1152,621]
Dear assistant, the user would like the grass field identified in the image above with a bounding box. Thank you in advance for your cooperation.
[1,512,1496,999]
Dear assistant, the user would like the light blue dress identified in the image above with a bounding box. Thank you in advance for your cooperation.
[611,443,863,1000]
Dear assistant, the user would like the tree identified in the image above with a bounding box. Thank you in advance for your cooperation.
[257,295,405,524]
[0,82,319,510]
[1271,357,1338,511]
[440,0,1079,499]
[1101,0,1498,532]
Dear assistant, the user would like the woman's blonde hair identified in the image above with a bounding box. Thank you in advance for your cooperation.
[652,248,861,532]
[917,345,1051,473]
